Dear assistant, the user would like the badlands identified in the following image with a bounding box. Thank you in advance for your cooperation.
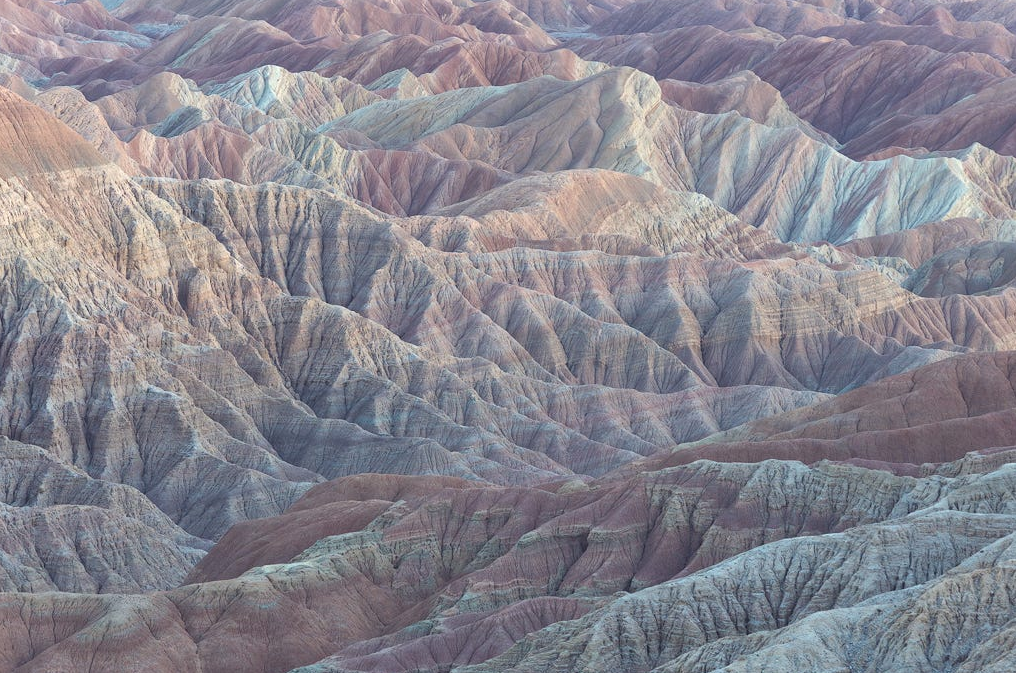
[2,0,1016,670]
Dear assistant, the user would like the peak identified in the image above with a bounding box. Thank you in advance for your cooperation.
[0,86,107,178]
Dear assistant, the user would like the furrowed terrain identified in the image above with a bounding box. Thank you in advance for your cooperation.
[2,0,1016,670]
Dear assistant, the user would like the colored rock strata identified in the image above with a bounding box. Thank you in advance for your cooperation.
[2,0,1016,670]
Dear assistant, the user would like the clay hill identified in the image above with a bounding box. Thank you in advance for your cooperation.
[2,0,1016,670]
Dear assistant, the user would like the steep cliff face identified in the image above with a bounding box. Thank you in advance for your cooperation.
[4,0,1016,670]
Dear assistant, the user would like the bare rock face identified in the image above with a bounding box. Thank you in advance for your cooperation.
[6,450,1016,672]
[905,241,1016,296]
[0,438,207,593]
[4,0,1016,671]
[0,87,106,177]
[614,351,1016,479]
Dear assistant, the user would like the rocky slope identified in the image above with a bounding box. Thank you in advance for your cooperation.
[2,0,1016,670]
